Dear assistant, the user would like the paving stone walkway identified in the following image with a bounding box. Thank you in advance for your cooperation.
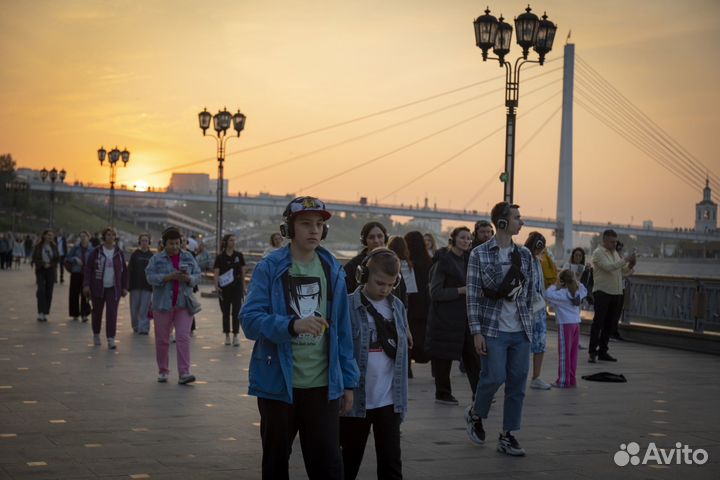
[1,265,718,479]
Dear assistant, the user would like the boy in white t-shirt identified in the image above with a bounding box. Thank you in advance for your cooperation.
[341,248,411,480]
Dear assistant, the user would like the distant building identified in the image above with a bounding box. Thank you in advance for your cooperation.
[168,173,228,196]
[695,178,717,233]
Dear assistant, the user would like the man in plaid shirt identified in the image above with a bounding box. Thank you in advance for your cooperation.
[465,202,534,456]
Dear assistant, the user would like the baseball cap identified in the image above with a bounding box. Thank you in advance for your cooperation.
[283,196,332,220]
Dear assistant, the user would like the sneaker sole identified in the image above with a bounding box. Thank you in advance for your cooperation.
[435,399,459,406]
[178,376,196,385]
[466,424,485,445]
[497,444,526,456]
[157,378,168,383]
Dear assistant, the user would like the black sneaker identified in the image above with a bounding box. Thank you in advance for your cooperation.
[598,353,618,362]
[497,432,525,456]
[435,393,459,405]
[465,406,485,445]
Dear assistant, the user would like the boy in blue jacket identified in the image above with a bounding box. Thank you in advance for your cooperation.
[240,196,360,480]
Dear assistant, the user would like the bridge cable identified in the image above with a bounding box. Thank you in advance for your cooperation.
[575,55,720,195]
[139,60,561,180]
[295,77,562,193]
[230,68,563,182]
[380,89,562,201]
[462,103,562,210]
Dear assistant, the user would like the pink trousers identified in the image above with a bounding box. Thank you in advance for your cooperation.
[556,323,579,387]
[153,308,193,376]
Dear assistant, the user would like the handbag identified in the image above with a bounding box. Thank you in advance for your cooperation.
[183,289,202,314]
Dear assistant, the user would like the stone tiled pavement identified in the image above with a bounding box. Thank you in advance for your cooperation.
[1,265,719,479]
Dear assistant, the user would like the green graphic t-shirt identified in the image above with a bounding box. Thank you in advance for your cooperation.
[287,253,329,388]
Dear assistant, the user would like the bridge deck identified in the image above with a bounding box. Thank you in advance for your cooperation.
[0,266,718,479]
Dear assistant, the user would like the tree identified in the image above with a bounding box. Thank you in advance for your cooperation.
[0,153,16,185]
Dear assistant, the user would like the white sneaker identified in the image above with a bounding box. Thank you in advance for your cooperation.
[232,335,240,347]
[108,337,116,350]
[224,334,231,346]
[157,373,169,383]
[530,378,552,390]
[93,334,101,346]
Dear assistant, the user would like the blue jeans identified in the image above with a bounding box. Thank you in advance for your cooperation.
[473,331,531,432]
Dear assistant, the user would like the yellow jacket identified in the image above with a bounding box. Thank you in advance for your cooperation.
[539,249,557,289]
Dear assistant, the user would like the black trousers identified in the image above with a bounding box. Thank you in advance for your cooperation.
[257,387,343,480]
[68,272,91,318]
[35,268,55,315]
[432,328,481,398]
[340,404,402,480]
[57,256,66,282]
[218,287,242,334]
[589,291,624,355]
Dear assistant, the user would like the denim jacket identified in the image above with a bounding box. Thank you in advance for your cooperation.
[66,244,92,274]
[344,288,409,420]
[240,245,360,404]
[145,250,201,312]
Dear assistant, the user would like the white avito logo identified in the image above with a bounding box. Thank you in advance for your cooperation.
[614,442,709,467]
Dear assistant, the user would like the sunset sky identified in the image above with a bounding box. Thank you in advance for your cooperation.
[1,0,719,228]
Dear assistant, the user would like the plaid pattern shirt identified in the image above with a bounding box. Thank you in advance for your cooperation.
[466,237,534,340]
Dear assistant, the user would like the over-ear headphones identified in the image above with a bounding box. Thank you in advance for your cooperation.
[532,233,546,252]
[496,203,511,230]
[355,248,401,287]
[279,201,329,240]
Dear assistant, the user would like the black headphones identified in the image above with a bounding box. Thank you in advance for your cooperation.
[279,201,329,240]
[530,232,546,252]
[496,203,512,230]
[355,248,401,287]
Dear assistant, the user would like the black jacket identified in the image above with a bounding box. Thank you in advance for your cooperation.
[343,250,367,294]
[128,249,153,291]
[425,248,469,360]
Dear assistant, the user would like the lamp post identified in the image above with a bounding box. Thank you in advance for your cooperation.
[473,5,557,203]
[97,146,130,228]
[4,180,29,232]
[198,107,247,254]
[40,167,66,229]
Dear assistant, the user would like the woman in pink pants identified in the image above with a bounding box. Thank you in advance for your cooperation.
[145,227,202,384]
[544,269,587,388]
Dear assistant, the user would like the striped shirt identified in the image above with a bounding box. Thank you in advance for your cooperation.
[466,237,535,340]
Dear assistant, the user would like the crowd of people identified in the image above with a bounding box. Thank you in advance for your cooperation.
[8,195,638,479]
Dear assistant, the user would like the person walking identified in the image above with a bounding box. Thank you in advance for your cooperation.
[213,233,246,346]
[12,235,24,269]
[524,232,552,390]
[56,229,67,283]
[128,233,154,335]
[471,220,494,250]
[262,232,284,258]
[240,196,359,480]
[340,248,409,480]
[588,229,635,363]
[145,227,202,384]
[32,230,59,322]
[426,226,480,406]
[545,269,587,388]
[403,231,432,366]
[344,221,388,294]
[24,234,33,264]
[65,231,92,322]
[465,202,534,456]
[83,228,129,349]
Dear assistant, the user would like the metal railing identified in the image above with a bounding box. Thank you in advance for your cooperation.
[624,274,720,333]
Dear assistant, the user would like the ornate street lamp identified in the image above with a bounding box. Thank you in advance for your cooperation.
[473,4,557,203]
[40,166,66,228]
[198,106,247,254]
[98,145,130,227]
